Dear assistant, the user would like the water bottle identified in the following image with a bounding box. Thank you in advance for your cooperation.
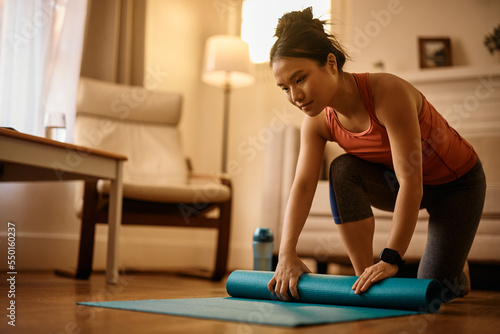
[253,228,274,271]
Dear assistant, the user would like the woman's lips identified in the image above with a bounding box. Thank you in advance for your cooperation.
[299,101,313,111]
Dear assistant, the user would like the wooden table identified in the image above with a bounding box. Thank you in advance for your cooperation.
[0,127,127,284]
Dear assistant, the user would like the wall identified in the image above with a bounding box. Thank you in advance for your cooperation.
[342,0,500,73]
[2,0,499,273]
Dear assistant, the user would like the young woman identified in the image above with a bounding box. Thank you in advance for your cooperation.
[267,7,486,302]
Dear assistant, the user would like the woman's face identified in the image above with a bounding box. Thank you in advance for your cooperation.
[272,55,339,117]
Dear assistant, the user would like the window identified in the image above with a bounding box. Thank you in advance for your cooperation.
[0,0,86,139]
[241,0,331,63]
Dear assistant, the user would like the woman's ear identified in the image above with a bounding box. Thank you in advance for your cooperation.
[327,53,337,73]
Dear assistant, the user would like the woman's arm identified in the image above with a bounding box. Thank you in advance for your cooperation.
[353,74,423,294]
[267,112,329,301]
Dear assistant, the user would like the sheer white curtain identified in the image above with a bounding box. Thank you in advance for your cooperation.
[0,0,87,140]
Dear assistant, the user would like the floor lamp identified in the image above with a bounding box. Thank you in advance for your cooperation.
[202,35,254,173]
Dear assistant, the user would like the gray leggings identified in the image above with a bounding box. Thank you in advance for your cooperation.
[329,154,486,300]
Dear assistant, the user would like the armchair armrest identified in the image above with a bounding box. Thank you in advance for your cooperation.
[188,172,232,188]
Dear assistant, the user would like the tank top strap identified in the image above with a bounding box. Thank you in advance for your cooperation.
[352,73,379,122]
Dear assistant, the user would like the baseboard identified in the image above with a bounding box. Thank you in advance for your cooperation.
[0,231,254,272]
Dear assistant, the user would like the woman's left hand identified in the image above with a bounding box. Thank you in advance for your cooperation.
[352,261,399,294]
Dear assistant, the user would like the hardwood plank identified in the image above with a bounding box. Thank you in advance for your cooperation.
[1,271,499,334]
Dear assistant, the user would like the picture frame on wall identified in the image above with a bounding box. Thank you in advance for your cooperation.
[418,37,452,69]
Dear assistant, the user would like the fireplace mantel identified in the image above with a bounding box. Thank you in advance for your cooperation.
[398,65,500,85]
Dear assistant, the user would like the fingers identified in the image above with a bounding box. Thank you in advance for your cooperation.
[267,276,276,294]
[289,276,300,300]
[276,280,292,301]
[267,276,300,301]
[352,277,360,292]
[353,271,376,295]
[269,276,291,301]
[267,255,310,301]
[352,262,398,294]
[352,267,373,294]
[353,274,372,295]
[276,281,288,301]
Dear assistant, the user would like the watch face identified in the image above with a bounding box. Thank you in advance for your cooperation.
[381,249,398,264]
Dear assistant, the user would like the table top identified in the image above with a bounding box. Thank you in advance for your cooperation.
[0,127,127,161]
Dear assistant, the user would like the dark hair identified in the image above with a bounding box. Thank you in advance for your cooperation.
[270,7,348,71]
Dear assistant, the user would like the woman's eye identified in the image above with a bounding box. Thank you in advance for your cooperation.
[297,77,305,84]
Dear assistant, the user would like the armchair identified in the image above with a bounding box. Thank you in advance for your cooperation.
[72,77,232,281]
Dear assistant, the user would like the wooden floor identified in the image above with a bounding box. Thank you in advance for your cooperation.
[2,270,500,334]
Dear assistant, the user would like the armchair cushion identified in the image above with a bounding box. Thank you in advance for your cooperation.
[96,176,231,203]
[77,77,182,125]
[75,114,188,186]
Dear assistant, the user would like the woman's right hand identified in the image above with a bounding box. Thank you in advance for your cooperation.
[267,252,311,301]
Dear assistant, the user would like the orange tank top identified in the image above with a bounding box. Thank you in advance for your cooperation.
[325,73,477,185]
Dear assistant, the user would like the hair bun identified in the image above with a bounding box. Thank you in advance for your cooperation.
[270,6,347,72]
[274,7,326,38]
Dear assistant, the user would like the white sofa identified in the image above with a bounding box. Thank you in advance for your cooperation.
[262,124,500,271]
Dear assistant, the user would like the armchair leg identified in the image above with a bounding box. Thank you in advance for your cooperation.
[76,181,99,279]
[212,200,231,281]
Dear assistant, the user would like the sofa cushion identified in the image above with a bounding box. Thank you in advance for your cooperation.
[465,135,500,183]
[484,183,500,215]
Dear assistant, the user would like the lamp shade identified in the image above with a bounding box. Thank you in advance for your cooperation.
[202,35,254,88]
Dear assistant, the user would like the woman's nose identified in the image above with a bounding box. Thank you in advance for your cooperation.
[290,87,304,103]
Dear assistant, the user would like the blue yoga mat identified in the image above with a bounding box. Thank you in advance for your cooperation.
[227,270,443,311]
[77,270,443,327]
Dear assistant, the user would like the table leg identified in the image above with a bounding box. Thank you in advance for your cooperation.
[106,160,124,284]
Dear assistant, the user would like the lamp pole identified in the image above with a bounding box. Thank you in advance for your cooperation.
[201,35,254,174]
[221,80,231,174]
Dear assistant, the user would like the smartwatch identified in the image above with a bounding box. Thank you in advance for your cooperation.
[380,248,405,268]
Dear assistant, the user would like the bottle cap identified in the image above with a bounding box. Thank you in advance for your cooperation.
[253,228,273,242]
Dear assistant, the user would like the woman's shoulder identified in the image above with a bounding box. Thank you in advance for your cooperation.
[366,72,423,118]
[368,72,421,102]
[303,110,333,142]
[367,72,412,90]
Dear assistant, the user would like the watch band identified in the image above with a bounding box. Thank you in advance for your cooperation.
[380,248,405,268]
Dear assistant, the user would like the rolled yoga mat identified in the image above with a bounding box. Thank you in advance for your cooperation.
[77,270,443,327]
[227,270,443,312]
